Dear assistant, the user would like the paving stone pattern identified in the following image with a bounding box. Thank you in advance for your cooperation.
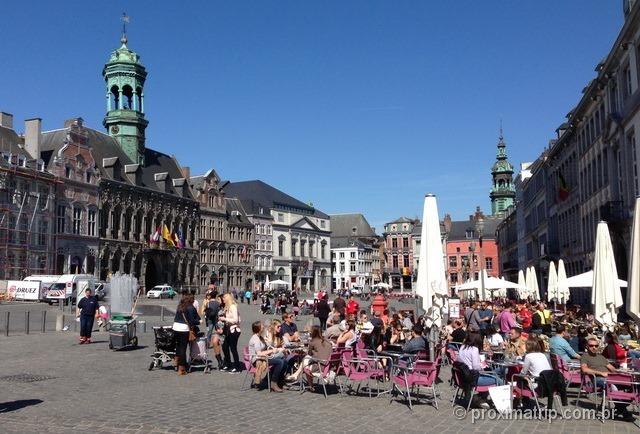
[0,300,638,433]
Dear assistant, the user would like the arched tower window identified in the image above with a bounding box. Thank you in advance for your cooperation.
[122,85,134,110]
[136,86,143,112]
[110,85,120,110]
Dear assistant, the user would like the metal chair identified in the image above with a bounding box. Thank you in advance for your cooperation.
[240,346,272,391]
[390,359,439,410]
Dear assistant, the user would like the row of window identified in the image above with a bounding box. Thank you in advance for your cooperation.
[448,255,493,270]
[390,237,410,249]
[390,255,411,268]
[57,205,97,236]
[199,246,253,264]
[332,251,373,260]
[337,262,372,273]
[255,239,272,251]
[200,219,225,241]
[277,239,326,259]
[255,223,272,235]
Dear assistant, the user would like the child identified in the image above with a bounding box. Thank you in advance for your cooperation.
[97,305,109,331]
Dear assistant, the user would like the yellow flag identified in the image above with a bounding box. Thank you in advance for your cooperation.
[163,225,175,247]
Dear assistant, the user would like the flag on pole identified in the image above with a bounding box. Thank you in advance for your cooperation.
[558,173,569,201]
[163,225,175,247]
[173,232,181,248]
[150,226,160,243]
[178,230,185,249]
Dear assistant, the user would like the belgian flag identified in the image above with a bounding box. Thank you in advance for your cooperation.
[558,173,569,201]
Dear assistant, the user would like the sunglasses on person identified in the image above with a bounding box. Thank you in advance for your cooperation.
[588,344,599,348]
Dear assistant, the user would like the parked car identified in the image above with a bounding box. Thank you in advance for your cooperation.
[146,285,176,299]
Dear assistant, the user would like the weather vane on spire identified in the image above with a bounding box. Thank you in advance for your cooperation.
[120,12,130,45]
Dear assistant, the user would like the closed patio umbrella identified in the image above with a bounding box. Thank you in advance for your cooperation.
[592,221,623,328]
[416,194,448,328]
[530,266,540,302]
[546,261,558,303]
[627,198,640,322]
[517,269,527,300]
[556,259,570,305]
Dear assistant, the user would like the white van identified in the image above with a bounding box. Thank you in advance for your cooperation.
[46,274,97,305]
[23,275,61,302]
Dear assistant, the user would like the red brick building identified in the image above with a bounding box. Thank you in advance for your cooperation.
[443,208,501,295]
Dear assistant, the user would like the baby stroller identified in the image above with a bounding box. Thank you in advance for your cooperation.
[149,326,176,371]
[188,334,213,373]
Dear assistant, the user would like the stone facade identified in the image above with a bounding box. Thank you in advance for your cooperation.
[382,217,418,290]
[224,198,254,292]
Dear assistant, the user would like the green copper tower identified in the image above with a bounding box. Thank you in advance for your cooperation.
[490,127,515,216]
[102,28,148,165]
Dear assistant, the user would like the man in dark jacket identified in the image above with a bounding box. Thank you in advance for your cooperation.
[77,288,99,344]
[333,295,346,320]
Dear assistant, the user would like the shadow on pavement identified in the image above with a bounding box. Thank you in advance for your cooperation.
[0,399,43,413]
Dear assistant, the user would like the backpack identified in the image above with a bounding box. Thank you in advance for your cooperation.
[205,300,220,322]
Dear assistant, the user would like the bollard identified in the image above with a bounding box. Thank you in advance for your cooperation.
[25,311,30,335]
[138,320,146,333]
[41,310,47,333]
[5,311,9,337]
[56,312,64,331]
[161,305,165,322]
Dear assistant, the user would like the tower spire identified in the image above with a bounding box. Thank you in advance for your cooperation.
[490,125,515,216]
[120,12,130,46]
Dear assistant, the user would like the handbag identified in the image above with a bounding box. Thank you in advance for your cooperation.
[182,312,197,342]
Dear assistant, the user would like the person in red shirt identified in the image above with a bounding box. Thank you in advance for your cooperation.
[602,332,627,364]
[517,304,532,332]
[346,295,360,318]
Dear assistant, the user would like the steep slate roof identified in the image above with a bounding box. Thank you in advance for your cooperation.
[329,214,376,238]
[225,197,253,227]
[224,180,329,219]
[40,126,193,199]
[0,125,26,156]
[331,237,371,249]
[446,217,500,241]
[388,216,414,224]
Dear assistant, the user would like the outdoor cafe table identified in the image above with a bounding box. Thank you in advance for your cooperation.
[489,360,523,382]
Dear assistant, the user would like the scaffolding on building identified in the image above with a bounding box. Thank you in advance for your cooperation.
[0,158,59,281]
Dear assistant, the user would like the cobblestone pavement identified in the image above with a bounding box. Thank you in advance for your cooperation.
[0,299,639,433]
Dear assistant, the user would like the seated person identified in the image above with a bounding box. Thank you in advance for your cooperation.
[386,320,407,346]
[457,332,503,408]
[521,338,552,378]
[549,324,580,363]
[602,332,627,364]
[357,311,374,337]
[287,325,333,384]
[370,310,384,329]
[402,324,428,354]
[485,325,504,349]
[505,326,526,358]
[581,337,635,422]
[280,313,300,343]
[448,319,466,347]
[336,320,357,347]
[248,321,285,392]
[324,318,344,341]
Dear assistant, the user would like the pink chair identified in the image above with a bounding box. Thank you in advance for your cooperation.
[390,359,439,410]
[512,373,542,413]
[575,372,602,409]
[240,346,272,391]
[602,373,639,423]
[341,351,377,397]
[303,350,344,398]
[551,354,582,388]
[451,362,500,412]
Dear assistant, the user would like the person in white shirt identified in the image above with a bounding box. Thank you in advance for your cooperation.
[521,338,552,378]
[486,326,504,348]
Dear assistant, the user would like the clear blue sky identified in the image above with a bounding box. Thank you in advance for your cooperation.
[2,1,622,231]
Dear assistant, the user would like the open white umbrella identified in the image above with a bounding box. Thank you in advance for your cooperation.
[517,270,527,300]
[269,279,289,287]
[546,261,558,303]
[565,270,627,288]
[373,282,391,289]
[416,194,447,327]
[628,198,640,322]
[556,259,570,305]
[592,221,623,328]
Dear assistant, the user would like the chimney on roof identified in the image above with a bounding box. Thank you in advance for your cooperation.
[181,166,190,179]
[443,214,452,233]
[24,118,42,159]
[0,112,13,129]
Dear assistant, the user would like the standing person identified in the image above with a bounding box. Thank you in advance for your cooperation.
[532,302,552,335]
[333,294,346,321]
[478,302,493,337]
[346,295,359,318]
[77,288,99,344]
[316,294,330,330]
[244,288,252,305]
[172,293,200,375]
[499,305,518,339]
[220,293,242,372]
[202,291,221,345]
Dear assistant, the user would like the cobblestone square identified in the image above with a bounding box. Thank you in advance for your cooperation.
[0,301,637,433]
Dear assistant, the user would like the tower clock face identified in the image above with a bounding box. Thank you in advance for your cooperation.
[110,125,119,134]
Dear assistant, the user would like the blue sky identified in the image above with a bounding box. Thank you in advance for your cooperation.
[1,1,622,231]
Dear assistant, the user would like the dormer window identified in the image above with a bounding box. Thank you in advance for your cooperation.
[18,156,27,167]
[36,160,45,172]
[86,172,92,183]
[65,167,72,178]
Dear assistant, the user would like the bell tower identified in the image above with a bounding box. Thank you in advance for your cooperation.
[102,15,148,165]
[490,125,516,216]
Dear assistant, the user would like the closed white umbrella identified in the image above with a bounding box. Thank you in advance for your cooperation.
[557,259,570,305]
[525,267,532,299]
[530,266,540,302]
[265,274,270,289]
[517,270,527,300]
[546,261,558,303]
[592,221,623,328]
[627,198,640,322]
[416,194,447,327]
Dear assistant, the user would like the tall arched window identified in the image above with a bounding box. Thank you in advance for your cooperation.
[122,85,134,109]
